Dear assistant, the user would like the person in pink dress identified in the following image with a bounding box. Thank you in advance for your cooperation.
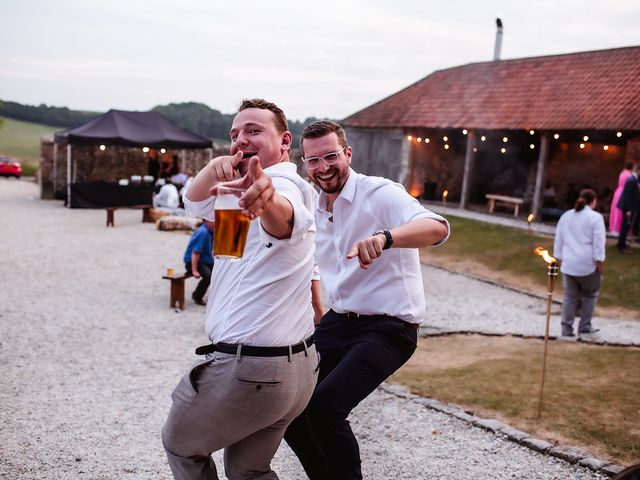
[610,162,634,235]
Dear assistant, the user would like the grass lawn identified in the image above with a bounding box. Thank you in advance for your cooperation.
[392,335,640,465]
[0,116,60,174]
[421,215,640,315]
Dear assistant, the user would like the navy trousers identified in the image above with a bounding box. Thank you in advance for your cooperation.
[185,261,213,301]
[284,310,417,480]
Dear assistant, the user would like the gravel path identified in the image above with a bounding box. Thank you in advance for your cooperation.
[0,179,617,479]
[422,265,640,346]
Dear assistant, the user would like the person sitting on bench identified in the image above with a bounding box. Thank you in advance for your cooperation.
[183,220,214,305]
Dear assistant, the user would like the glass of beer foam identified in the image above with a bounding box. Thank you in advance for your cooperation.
[214,186,251,260]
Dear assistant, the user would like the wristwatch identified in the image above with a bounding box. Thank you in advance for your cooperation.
[373,229,393,250]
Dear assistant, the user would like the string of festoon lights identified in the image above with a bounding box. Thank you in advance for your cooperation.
[96,145,168,154]
[406,130,624,153]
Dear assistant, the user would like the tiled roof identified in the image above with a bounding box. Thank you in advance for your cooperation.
[343,46,640,131]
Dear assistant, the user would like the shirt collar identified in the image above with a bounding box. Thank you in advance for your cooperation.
[318,168,357,213]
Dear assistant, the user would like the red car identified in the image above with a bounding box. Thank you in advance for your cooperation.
[0,156,22,178]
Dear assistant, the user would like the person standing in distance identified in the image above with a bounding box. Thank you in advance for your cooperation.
[284,120,450,479]
[554,189,606,336]
[162,99,318,480]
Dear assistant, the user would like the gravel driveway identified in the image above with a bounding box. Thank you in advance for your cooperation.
[0,179,613,479]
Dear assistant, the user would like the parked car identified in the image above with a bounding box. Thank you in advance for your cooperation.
[0,156,22,178]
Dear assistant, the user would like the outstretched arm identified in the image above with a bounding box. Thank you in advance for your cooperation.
[347,217,448,270]
[210,157,294,240]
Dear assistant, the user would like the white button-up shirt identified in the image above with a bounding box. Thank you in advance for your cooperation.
[315,169,449,325]
[553,205,606,277]
[184,162,316,346]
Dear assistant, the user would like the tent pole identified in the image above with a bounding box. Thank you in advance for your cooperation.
[53,142,58,195]
[66,144,72,208]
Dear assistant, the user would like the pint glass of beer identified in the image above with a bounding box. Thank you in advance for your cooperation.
[214,186,251,260]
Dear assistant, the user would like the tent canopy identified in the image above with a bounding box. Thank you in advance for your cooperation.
[55,109,212,148]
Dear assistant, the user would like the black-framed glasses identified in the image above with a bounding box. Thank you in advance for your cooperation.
[301,146,347,169]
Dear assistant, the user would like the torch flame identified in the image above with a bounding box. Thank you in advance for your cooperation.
[442,190,449,199]
[534,246,556,264]
[527,213,535,224]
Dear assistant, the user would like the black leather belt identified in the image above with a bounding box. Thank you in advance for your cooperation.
[336,311,420,331]
[195,335,314,357]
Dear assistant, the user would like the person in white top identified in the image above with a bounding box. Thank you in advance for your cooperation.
[553,188,606,337]
[153,179,180,209]
[162,99,319,480]
[284,120,450,480]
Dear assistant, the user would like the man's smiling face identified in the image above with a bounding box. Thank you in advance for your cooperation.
[229,108,291,175]
[303,132,351,198]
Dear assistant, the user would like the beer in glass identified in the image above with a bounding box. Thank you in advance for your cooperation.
[214,186,251,260]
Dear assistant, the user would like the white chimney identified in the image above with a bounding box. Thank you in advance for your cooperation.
[494,18,503,61]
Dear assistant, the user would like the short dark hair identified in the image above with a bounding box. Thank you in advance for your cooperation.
[300,120,348,152]
[238,98,288,133]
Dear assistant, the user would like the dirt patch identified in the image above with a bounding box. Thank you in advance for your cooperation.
[394,335,640,465]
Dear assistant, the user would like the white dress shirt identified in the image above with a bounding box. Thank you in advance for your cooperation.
[553,205,606,277]
[314,169,449,325]
[184,162,317,346]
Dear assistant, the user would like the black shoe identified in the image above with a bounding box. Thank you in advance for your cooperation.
[579,328,599,334]
[561,332,575,337]
[192,294,206,306]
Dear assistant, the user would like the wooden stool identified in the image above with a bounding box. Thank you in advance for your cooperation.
[106,208,116,227]
[142,207,153,223]
[162,273,192,310]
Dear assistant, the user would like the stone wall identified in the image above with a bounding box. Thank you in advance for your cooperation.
[39,140,225,200]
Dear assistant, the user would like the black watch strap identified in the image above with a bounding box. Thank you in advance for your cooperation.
[373,229,393,250]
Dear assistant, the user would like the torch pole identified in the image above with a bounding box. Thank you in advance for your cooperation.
[537,261,558,418]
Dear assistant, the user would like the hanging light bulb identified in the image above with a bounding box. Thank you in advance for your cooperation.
[462,129,468,135]
[444,144,450,149]
[529,130,535,135]
[603,145,609,151]
[553,133,559,140]
[443,136,448,141]
[473,147,478,152]
[503,136,508,143]
[99,145,106,151]
[501,147,506,153]
[160,148,167,154]
[417,137,422,143]
[579,143,585,149]
[616,132,622,138]
[425,138,430,143]
[142,146,150,153]
[530,144,535,149]
[481,136,486,142]
[407,135,413,141]
[583,136,589,142]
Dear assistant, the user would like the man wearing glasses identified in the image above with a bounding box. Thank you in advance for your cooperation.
[284,120,449,479]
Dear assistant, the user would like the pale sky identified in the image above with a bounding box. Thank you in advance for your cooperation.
[1,0,639,122]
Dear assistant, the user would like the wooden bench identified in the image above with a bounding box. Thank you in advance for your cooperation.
[162,273,193,310]
[106,205,153,227]
[485,194,524,217]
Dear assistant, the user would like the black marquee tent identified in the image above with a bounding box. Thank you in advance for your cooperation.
[53,110,212,207]
[54,109,212,148]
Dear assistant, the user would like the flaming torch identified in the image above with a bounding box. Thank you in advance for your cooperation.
[442,189,449,206]
[534,246,559,418]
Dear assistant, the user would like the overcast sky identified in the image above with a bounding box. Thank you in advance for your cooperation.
[1,0,639,122]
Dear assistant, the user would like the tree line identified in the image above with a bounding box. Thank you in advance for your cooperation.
[0,99,322,142]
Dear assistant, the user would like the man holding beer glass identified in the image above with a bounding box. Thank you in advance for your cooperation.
[162,99,318,480]
[284,121,450,479]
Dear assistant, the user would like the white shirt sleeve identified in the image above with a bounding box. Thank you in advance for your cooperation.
[257,175,314,245]
[592,215,606,263]
[183,193,215,221]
